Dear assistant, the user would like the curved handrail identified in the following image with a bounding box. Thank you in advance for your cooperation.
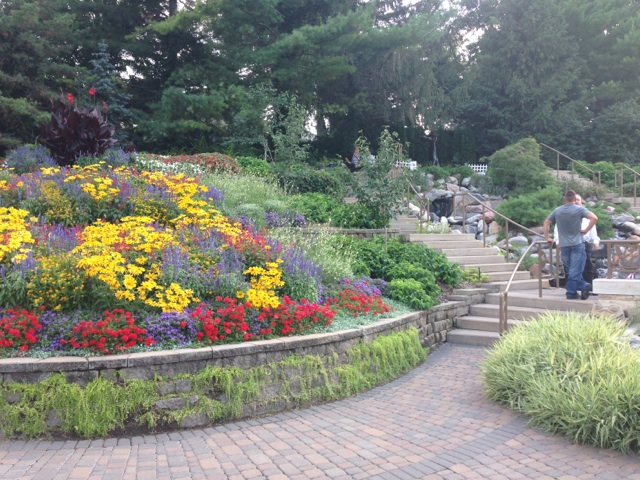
[540,143,601,185]
[499,240,551,334]
[454,191,542,261]
[407,180,429,232]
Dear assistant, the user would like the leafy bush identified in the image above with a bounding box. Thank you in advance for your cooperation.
[273,163,346,197]
[5,145,56,174]
[388,278,437,310]
[495,185,562,228]
[287,193,343,224]
[346,236,463,289]
[330,202,390,229]
[386,261,441,298]
[41,93,116,167]
[482,312,640,453]
[487,138,554,196]
[236,156,274,178]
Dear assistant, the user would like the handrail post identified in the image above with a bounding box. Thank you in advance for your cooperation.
[621,168,624,199]
[482,202,486,247]
[537,243,542,298]
[556,152,560,180]
[635,174,637,208]
[505,223,509,260]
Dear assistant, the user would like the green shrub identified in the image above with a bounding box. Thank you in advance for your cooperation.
[482,312,640,453]
[495,185,562,228]
[236,156,274,178]
[388,278,437,310]
[273,163,346,197]
[386,261,441,298]
[287,193,343,224]
[487,138,554,196]
[330,203,390,229]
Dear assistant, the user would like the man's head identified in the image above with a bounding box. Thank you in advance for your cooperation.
[564,190,577,204]
[575,194,583,205]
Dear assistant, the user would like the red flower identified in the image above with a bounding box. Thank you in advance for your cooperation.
[67,93,74,104]
[89,87,96,96]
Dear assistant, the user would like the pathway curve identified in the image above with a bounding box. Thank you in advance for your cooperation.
[1,344,639,480]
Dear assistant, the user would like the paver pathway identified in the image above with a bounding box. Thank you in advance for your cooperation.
[1,344,639,479]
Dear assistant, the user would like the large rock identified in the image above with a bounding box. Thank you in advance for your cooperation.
[619,222,640,236]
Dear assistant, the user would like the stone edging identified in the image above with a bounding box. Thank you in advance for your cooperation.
[0,300,470,385]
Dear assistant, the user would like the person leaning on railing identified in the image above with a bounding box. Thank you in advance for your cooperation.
[544,190,598,300]
[551,194,600,286]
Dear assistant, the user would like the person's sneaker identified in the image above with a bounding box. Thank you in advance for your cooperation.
[566,293,580,300]
[581,283,592,300]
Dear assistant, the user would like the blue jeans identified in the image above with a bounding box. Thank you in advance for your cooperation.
[561,244,589,296]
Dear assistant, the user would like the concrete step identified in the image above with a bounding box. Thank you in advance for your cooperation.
[447,329,500,346]
[460,263,517,273]
[455,315,522,332]
[448,255,506,265]
[440,247,500,257]
[470,301,590,321]
[488,279,549,291]
[485,291,593,312]
[403,233,476,242]
[415,240,484,250]
[483,271,531,282]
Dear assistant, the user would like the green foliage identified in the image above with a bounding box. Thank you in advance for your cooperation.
[495,185,563,228]
[287,193,343,225]
[387,261,441,299]
[273,163,347,197]
[235,156,274,178]
[588,99,640,165]
[346,236,462,293]
[482,312,640,453]
[347,129,411,225]
[267,98,311,164]
[461,268,489,285]
[487,138,554,196]
[0,328,425,439]
[388,279,437,310]
[330,203,390,229]
[41,93,116,167]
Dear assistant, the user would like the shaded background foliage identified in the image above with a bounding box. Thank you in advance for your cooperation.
[1,0,639,165]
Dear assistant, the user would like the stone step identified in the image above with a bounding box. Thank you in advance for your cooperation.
[485,291,594,312]
[415,240,484,249]
[455,315,522,332]
[483,271,531,282]
[440,247,500,257]
[446,329,499,346]
[448,255,506,265]
[488,279,549,291]
[460,263,516,273]
[402,233,476,242]
[470,301,590,321]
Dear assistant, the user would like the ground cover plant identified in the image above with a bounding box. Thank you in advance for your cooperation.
[482,312,640,454]
[0,146,462,358]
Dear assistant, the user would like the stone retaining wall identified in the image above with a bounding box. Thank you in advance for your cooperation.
[0,300,470,386]
[0,298,474,437]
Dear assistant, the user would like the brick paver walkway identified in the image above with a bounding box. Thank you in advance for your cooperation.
[1,344,639,479]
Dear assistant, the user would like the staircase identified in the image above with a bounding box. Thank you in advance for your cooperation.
[403,232,598,346]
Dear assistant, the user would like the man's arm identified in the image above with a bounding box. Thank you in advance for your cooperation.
[544,218,553,242]
[581,213,598,235]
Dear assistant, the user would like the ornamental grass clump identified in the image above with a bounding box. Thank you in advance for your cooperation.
[482,312,640,453]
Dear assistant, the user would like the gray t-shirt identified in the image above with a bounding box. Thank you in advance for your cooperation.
[547,204,592,247]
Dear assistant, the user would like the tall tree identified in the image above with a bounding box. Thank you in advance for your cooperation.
[462,0,589,158]
[0,0,81,153]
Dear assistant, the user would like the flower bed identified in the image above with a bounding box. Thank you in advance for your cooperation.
[0,161,393,357]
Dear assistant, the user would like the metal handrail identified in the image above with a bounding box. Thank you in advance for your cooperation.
[499,240,551,334]
[539,143,601,185]
[615,164,640,208]
[406,180,429,232]
[454,191,542,261]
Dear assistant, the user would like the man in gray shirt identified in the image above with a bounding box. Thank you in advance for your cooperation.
[543,190,598,300]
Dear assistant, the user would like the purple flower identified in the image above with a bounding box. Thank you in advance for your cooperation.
[143,311,199,346]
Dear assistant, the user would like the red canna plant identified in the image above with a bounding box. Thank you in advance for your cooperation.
[41,91,116,167]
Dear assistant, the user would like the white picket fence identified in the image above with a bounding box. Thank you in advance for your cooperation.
[468,164,488,175]
[395,159,418,170]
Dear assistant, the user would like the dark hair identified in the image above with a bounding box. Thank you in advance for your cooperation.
[564,190,576,202]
